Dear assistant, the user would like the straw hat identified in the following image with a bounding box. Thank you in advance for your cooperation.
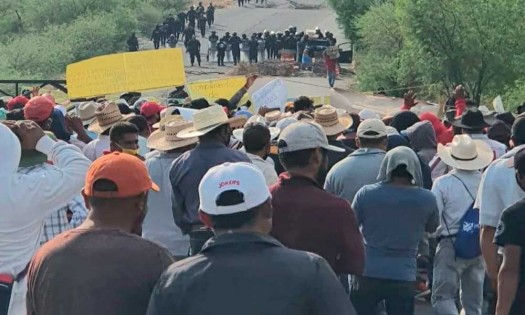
[265,110,282,123]
[177,105,239,138]
[160,106,180,119]
[147,120,199,151]
[232,126,281,142]
[437,135,493,170]
[153,114,183,130]
[88,102,134,134]
[77,101,97,125]
[314,105,353,136]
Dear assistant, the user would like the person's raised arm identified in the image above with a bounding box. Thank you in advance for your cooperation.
[229,74,257,109]
[14,121,91,212]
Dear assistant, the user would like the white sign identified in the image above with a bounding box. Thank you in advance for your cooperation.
[493,95,504,113]
[251,78,288,112]
[175,107,198,121]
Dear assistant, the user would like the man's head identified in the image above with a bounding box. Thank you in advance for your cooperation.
[243,123,271,157]
[140,102,166,127]
[277,121,344,184]
[23,96,54,130]
[293,96,314,113]
[127,115,150,138]
[356,119,388,150]
[109,122,139,155]
[7,96,29,111]
[198,162,272,234]
[514,148,525,189]
[82,152,159,234]
[511,116,525,148]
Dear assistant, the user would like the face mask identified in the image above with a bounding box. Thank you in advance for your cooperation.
[115,143,139,156]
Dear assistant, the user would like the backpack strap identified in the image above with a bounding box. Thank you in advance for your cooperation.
[451,174,475,201]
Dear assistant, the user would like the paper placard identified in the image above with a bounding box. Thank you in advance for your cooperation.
[66,49,186,98]
[251,78,288,112]
[175,107,198,121]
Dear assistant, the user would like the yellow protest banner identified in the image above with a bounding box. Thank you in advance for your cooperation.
[310,96,331,105]
[66,49,186,99]
[187,76,246,101]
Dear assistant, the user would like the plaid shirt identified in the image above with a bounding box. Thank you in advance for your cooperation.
[18,164,88,246]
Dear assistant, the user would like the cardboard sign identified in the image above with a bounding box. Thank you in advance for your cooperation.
[66,49,186,98]
[187,76,246,101]
[251,78,288,112]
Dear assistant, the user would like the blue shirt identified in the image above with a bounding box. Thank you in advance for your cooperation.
[352,182,439,281]
[169,141,250,233]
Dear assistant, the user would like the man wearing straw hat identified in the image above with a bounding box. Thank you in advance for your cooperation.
[170,105,251,255]
[430,135,493,315]
[314,105,354,172]
[82,102,134,161]
[144,121,198,259]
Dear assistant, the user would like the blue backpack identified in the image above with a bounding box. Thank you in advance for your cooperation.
[442,175,481,259]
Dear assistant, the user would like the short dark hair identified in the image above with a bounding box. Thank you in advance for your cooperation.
[358,136,387,147]
[199,123,228,140]
[215,98,234,110]
[512,117,525,145]
[109,122,139,142]
[279,148,316,169]
[127,115,149,132]
[208,208,258,229]
[243,123,270,153]
[87,179,142,209]
[189,98,210,110]
[390,164,413,181]
[6,109,25,121]
[293,96,314,112]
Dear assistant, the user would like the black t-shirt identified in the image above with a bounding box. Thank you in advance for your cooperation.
[494,199,525,289]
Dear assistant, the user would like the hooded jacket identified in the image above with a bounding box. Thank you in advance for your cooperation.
[0,123,90,315]
[403,120,437,165]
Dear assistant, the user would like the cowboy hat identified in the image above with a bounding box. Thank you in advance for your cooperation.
[88,102,134,134]
[76,101,98,125]
[177,105,239,138]
[314,105,353,136]
[451,108,494,129]
[437,135,493,170]
[147,120,199,151]
[232,126,281,142]
[153,113,183,129]
[265,110,282,123]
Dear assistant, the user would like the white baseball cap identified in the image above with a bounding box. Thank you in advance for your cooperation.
[198,162,271,215]
[356,119,387,139]
[277,121,345,153]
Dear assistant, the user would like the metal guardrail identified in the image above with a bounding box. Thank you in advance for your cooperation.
[0,80,67,97]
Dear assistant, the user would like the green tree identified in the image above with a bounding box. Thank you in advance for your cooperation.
[397,0,525,104]
[327,0,383,42]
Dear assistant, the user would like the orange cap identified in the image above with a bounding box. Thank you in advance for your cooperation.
[84,152,159,198]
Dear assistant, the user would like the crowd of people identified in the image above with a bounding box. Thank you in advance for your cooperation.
[127,2,338,71]
[1,79,524,315]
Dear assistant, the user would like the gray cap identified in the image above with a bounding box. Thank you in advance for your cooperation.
[277,121,345,153]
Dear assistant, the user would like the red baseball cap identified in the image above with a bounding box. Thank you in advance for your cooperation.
[84,152,159,198]
[140,102,166,118]
[7,96,29,111]
[23,96,54,122]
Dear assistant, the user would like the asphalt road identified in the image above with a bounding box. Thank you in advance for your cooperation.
[140,1,439,314]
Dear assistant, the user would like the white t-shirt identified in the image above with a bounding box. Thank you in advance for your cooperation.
[82,135,110,161]
[432,169,482,236]
[246,152,279,186]
[476,145,525,227]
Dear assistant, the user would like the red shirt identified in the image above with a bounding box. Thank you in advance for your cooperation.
[270,173,365,275]
[324,56,337,72]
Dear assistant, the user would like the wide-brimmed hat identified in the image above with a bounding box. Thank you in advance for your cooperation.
[177,105,239,138]
[88,102,134,134]
[314,105,353,136]
[77,101,97,125]
[147,120,199,151]
[153,114,183,129]
[232,126,281,142]
[451,108,494,129]
[437,135,493,170]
